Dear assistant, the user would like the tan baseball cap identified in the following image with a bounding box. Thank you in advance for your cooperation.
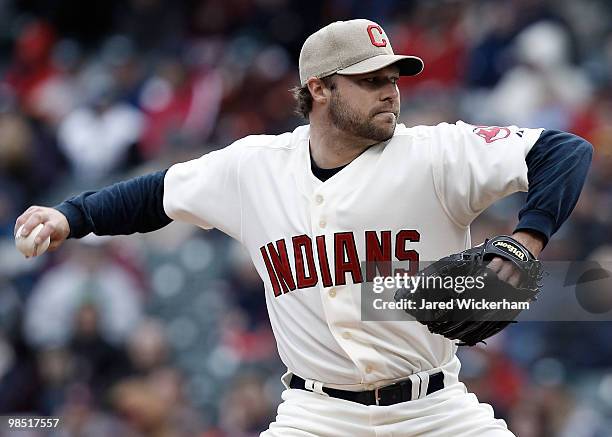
[299,19,424,85]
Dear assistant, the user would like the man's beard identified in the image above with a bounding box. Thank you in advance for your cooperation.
[328,92,398,142]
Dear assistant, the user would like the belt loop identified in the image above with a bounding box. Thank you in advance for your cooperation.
[418,372,430,399]
[408,374,420,401]
[304,379,328,396]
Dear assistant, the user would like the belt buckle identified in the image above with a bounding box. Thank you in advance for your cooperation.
[373,381,400,406]
[374,385,382,406]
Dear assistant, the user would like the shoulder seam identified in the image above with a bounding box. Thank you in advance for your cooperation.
[237,133,297,151]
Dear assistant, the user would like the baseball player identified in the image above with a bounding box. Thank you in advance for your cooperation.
[15,19,592,436]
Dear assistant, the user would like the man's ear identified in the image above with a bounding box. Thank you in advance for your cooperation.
[307,77,331,104]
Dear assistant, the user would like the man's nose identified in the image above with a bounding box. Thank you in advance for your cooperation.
[381,82,399,101]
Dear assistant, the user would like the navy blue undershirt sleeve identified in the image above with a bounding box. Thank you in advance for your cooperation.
[54,169,172,239]
[514,129,593,245]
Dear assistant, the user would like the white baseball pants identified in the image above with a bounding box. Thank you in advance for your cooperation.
[262,359,514,437]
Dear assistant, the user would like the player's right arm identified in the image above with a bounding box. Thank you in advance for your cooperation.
[14,137,246,254]
[14,169,172,251]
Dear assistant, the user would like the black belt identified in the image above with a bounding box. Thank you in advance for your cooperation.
[289,372,444,406]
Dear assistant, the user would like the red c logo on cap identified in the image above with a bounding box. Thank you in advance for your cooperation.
[367,25,387,47]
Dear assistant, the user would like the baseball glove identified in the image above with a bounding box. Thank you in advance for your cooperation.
[394,235,543,346]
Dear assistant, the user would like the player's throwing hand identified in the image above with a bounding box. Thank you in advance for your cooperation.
[14,206,70,254]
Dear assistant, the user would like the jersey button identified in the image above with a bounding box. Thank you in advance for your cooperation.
[319,219,326,228]
[315,195,324,205]
[328,289,336,298]
[342,331,351,340]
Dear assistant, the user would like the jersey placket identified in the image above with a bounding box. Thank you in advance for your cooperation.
[310,180,388,385]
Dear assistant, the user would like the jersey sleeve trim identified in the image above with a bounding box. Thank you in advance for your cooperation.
[514,209,556,243]
[55,199,88,238]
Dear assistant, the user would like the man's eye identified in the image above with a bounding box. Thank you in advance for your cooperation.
[363,77,399,85]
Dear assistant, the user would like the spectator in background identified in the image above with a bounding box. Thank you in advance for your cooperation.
[464,1,518,89]
[5,20,58,117]
[485,21,592,128]
[218,374,275,437]
[0,316,42,414]
[393,1,467,91]
[126,318,169,375]
[58,75,144,182]
[0,109,31,234]
[24,237,144,348]
[139,56,223,159]
[68,303,131,399]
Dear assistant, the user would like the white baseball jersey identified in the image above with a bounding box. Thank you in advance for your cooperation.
[163,121,544,388]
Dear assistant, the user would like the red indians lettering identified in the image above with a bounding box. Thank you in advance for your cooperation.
[260,230,420,297]
[367,25,387,47]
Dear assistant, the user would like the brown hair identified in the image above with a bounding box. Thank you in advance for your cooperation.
[291,75,336,119]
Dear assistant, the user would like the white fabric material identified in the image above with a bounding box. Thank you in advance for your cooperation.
[263,358,514,436]
[304,379,327,396]
[24,261,143,346]
[418,371,430,399]
[164,122,543,387]
[409,373,420,401]
[263,383,514,437]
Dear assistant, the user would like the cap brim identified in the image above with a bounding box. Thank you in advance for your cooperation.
[336,54,424,77]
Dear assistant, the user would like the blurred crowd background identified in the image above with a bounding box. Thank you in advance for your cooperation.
[0,0,611,436]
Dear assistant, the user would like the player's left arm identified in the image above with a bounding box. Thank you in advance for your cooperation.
[514,129,593,246]
[488,129,593,284]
